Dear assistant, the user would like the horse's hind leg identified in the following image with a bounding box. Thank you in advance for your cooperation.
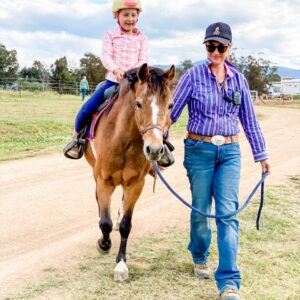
[95,178,116,253]
[114,178,145,281]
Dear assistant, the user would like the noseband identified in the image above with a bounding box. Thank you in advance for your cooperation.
[140,124,163,135]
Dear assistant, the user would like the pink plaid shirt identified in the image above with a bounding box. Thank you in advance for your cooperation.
[101,27,148,83]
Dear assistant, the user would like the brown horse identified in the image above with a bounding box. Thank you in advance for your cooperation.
[84,63,175,281]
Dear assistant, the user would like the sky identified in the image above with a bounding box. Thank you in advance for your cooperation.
[1,0,300,70]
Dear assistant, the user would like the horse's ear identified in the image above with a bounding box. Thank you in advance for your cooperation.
[138,63,150,82]
[164,65,175,82]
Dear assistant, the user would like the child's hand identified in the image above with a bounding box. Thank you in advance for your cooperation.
[113,69,124,82]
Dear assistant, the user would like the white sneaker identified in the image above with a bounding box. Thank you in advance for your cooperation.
[194,263,211,279]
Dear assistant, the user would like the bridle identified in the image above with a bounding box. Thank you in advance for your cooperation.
[140,124,163,135]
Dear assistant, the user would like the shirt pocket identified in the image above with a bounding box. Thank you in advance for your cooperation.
[192,83,214,113]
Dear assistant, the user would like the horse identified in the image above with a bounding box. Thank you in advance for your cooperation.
[84,63,175,281]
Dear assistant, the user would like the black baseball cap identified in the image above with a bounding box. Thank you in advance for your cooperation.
[203,22,232,45]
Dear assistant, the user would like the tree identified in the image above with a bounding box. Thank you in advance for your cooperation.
[175,59,194,83]
[50,56,74,93]
[228,52,279,95]
[20,60,50,81]
[79,53,107,89]
[0,43,19,80]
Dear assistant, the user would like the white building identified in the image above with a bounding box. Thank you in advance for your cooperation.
[269,77,300,96]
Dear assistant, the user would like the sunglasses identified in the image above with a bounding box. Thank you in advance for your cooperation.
[206,44,228,53]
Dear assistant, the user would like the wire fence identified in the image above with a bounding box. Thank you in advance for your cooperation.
[0,77,100,96]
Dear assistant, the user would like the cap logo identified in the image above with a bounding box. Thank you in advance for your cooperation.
[213,26,220,35]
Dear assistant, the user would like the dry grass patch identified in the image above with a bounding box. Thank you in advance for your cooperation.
[4,177,300,300]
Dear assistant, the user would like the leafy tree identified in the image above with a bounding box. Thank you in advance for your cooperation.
[228,51,280,94]
[0,43,19,80]
[20,60,50,81]
[175,59,194,83]
[79,53,106,90]
[50,56,74,93]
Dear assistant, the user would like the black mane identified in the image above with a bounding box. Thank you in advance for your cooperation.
[124,66,167,93]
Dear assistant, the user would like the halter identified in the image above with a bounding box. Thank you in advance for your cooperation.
[140,124,163,135]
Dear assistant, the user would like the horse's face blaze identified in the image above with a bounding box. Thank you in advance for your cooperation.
[133,64,175,161]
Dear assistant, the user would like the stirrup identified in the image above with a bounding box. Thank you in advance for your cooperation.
[157,139,175,167]
[63,126,88,160]
[63,138,87,159]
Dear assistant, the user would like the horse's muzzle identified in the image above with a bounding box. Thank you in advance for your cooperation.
[144,143,164,161]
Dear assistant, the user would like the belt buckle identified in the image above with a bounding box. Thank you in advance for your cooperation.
[211,135,225,146]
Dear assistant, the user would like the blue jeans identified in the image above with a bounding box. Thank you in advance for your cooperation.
[81,88,87,101]
[75,80,117,132]
[183,138,241,293]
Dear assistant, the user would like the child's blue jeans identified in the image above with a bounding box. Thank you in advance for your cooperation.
[75,80,117,133]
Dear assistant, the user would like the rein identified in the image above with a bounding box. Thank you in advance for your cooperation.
[152,162,269,230]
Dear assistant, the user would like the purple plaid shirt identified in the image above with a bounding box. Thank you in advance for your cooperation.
[171,59,268,162]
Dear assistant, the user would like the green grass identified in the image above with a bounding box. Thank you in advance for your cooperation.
[1,90,299,162]
[0,91,189,162]
[0,90,82,161]
[5,176,300,300]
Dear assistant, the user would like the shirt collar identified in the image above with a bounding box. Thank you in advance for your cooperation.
[205,58,235,79]
[117,26,140,35]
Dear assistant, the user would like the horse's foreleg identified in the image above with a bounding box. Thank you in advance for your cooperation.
[114,178,145,281]
[96,177,115,253]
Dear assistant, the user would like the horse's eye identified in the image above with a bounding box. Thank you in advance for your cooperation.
[168,103,174,110]
[135,101,142,109]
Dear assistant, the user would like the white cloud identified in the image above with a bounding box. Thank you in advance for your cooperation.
[0,0,300,70]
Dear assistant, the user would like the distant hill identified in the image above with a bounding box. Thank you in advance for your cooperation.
[276,67,300,78]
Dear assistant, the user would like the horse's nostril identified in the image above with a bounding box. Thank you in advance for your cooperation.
[146,146,151,155]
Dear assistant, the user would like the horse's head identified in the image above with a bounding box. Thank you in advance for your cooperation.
[125,63,175,162]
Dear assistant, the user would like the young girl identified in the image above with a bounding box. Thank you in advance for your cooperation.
[64,0,148,159]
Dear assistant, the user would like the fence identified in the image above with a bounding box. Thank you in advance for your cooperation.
[0,77,100,96]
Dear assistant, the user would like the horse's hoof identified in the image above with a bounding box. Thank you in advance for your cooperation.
[114,259,129,281]
[96,238,111,253]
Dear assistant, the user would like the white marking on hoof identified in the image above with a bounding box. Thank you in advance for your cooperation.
[114,259,129,281]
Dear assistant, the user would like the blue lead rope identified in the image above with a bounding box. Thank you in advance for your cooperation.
[152,162,269,230]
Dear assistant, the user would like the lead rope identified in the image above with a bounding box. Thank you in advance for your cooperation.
[152,162,269,230]
[256,174,265,230]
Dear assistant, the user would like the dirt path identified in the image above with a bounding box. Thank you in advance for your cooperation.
[0,106,299,297]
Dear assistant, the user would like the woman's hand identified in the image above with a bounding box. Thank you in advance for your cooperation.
[260,160,271,173]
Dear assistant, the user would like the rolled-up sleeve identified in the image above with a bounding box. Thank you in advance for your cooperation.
[239,77,268,162]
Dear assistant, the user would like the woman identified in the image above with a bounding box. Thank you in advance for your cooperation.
[171,22,271,300]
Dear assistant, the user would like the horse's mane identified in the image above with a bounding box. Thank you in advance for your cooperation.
[123,67,168,95]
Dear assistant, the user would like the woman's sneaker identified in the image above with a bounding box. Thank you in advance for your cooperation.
[194,263,211,279]
[219,288,241,300]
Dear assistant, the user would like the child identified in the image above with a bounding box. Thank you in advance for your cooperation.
[64,0,148,159]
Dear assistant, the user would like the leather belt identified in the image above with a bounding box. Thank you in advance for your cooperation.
[187,132,239,145]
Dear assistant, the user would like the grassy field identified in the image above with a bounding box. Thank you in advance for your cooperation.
[0,91,81,161]
[1,91,300,162]
[4,176,300,300]
[0,90,189,162]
